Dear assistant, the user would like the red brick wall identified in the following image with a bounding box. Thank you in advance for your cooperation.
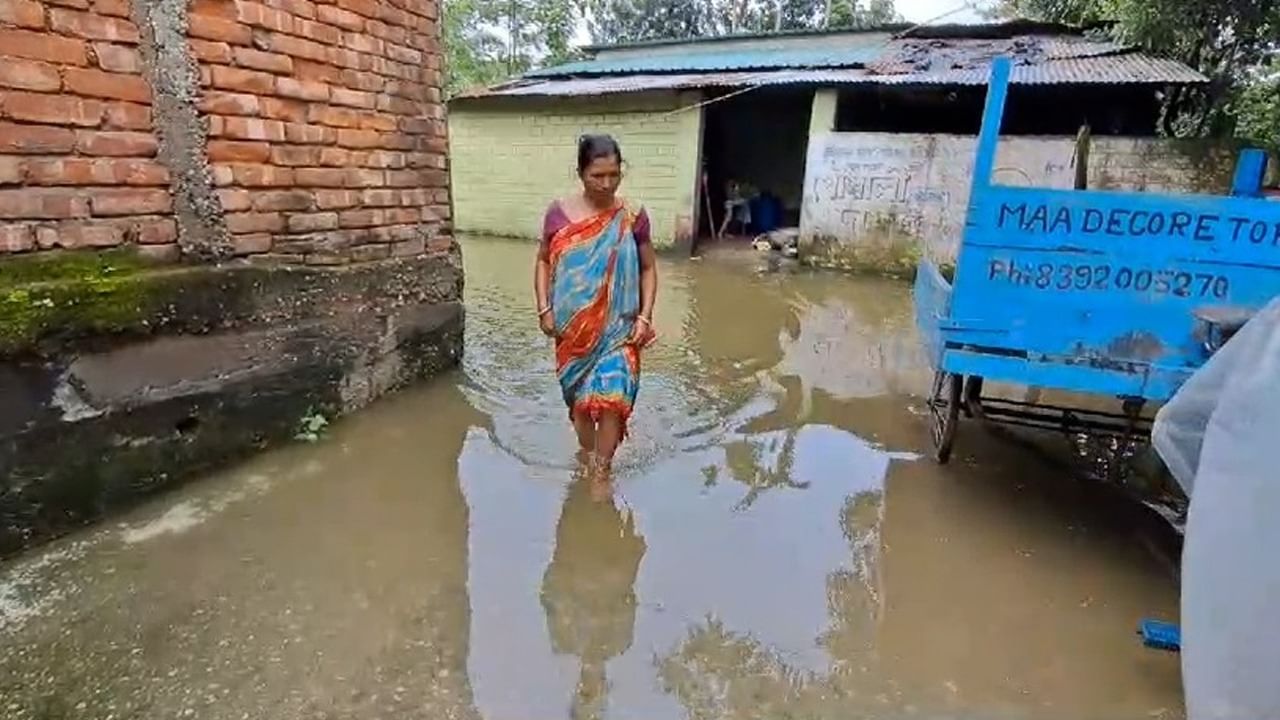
[0,0,449,262]
[0,0,176,256]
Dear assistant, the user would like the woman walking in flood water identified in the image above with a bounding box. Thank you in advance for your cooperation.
[535,134,658,478]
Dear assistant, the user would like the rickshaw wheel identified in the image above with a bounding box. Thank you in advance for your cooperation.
[928,371,962,463]
[963,376,985,420]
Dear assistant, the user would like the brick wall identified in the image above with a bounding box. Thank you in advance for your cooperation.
[447,92,702,248]
[0,0,450,263]
[0,0,174,255]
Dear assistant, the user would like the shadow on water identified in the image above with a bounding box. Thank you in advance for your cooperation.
[0,237,1182,720]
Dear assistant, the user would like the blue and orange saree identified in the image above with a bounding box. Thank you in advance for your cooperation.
[547,205,654,438]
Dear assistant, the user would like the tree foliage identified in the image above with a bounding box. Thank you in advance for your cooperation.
[442,0,582,97]
[992,0,1280,146]
[444,0,903,96]
[1234,58,1280,150]
[580,0,711,42]
[584,0,901,43]
[442,0,507,97]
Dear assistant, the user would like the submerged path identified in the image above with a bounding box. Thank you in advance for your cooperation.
[0,238,1182,720]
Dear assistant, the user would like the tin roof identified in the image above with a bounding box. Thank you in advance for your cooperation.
[524,44,889,77]
[509,26,1198,87]
[460,44,1206,99]
[574,19,1101,52]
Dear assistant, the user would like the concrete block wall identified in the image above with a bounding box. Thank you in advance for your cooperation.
[0,0,450,263]
[447,92,702,248]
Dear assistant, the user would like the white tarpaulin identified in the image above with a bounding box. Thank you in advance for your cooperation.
[1152,297,1280,720]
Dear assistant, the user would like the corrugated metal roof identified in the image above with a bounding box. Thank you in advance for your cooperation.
[459,54,1206,99]
[460,72,773,98]
[884,55,1207,85]
[524,46,887,77]
[575,20,1102,52]
[528,35,1145,79]
[1038,37,1124,60]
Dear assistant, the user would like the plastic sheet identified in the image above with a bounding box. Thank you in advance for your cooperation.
[1152,297,1280,720]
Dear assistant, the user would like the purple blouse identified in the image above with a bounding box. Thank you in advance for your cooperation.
[539,201,651,259]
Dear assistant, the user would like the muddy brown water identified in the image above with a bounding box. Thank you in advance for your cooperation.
[0,238,1182,720]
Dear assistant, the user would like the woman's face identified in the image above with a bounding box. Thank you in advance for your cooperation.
[580,154,622,201]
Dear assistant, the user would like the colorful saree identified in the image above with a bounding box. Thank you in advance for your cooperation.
[546,205,653,437]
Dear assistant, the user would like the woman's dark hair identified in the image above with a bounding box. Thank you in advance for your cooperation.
[577,134,623,174]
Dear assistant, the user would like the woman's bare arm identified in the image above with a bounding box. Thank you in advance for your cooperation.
[535,254,551,310]
[638,243,657,320]
[535,249,555,336]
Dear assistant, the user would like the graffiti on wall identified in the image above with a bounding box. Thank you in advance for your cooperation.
[799,133,1226,263]
[803,137,972,261]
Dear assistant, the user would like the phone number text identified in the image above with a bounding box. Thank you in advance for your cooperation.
[985,259,1230,299]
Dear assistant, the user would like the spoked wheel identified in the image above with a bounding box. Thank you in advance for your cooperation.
[928,371,962,464]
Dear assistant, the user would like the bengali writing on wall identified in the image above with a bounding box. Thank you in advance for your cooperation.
[801,134,1101,259]
[800,133,1239,265]
[803,138,969,247]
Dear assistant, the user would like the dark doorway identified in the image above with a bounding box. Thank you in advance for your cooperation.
[834,84,1163,136]
[696,87,814,253]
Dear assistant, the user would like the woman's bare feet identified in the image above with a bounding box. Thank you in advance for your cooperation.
[574,448,596,479]
[588,469,612,502]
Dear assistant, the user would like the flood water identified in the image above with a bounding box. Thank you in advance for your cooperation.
[1,238,1182,720]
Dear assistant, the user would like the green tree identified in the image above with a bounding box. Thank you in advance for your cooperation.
[992,0,1280,140]
[823,0,899,28]
[1235,59,1280,151]
[483,0,581,74]
[531,0,579,65]
[585,0,898,42]
[445,0,904,91]
[442,0,582,97]
[826,0,857,27]
[442,0,506,97]
[777,0,825,30]
[583,0,714,43]
[861,0,898,25]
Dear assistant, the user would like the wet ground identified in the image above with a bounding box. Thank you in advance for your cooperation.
[1,238,1183,720]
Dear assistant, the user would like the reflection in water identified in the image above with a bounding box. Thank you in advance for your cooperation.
[656,487,888,720]
[0,238,1183,720]
[825,489,886,659]
[0,383,486,720]
[722,431,805,511]
[542,480,646,720]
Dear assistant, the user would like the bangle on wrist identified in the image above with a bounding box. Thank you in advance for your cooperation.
[537,306,551,317]
[636,315,651,326]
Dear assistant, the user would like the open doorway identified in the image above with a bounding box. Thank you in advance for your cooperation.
[695,87,813,253]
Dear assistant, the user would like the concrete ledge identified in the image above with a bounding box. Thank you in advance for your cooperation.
[1,248,464,355]
[1,250,465,556]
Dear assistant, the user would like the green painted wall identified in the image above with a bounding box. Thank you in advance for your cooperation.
[447,92,704,248]
[809,89,838,135]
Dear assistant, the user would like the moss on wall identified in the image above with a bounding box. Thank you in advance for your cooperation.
[0,249,465,356]
[0,249,165,354]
